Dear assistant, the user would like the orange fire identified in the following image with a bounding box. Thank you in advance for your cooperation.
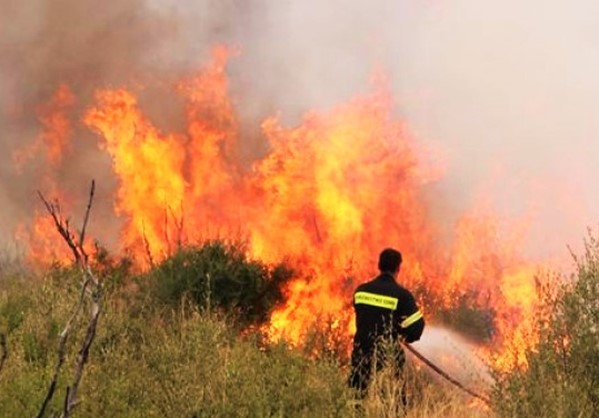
[13,84,79,264]
[17,47,544,367]
[14,84,76,170]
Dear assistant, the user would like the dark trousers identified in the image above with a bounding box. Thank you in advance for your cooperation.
[349,344,407,400]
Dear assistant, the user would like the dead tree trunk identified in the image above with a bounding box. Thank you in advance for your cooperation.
[36,180,102,418]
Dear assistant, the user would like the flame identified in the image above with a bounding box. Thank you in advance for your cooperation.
[16,47,547,369]
[84,88,187,263]
[13,84,75,169]
[251,82,440,345]
[14,84,79,263]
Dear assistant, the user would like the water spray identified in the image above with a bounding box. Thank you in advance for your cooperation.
[401,340,491,405]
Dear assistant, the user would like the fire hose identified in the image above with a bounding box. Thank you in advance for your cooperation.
[400,341,491,405]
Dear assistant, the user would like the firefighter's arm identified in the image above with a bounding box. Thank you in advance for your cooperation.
[400,294,425,343]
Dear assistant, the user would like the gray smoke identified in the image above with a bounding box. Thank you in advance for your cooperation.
[2,0,598,259]
[0,0,239,248]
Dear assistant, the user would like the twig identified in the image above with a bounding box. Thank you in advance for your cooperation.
[168,203,185,250]
[77,180,95,260]
[36,278,90,418]
[311,213,322,244]
[36,180,102,418]
[64,287,100,415]
[0,333,7,375]
[63,387,70,417]
[141,220,155,268]
[37,194,79,264]
[163,202,185,257]
[163,206,171,257]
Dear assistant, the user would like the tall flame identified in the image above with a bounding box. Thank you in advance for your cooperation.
[17,47,544,367]
[14,84,77,264]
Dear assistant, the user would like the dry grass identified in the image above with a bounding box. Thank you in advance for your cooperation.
[357,361,492,418]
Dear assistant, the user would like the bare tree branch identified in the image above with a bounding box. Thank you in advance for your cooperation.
[37,193,80,264]
[311,213,322,244]
[0,333,7,375]
[64,283,100,416]
[78,180,95,260]
[141,220,155,268]
[163,206,171,257]
[168,203,185,250]
[39,280,91,418]
[63,387,70,417]
[36,180,102,418]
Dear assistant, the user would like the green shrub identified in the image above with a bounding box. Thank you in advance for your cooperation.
[143,241,293,325]
[492,233,599,417]
[435,289,496,343]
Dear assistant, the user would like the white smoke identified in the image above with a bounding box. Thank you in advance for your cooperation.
[1,0,598,260]
[410,325,492,392]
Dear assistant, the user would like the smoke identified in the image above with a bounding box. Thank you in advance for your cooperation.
[0,0,236,248]
[223,0,599,259]
[411,325,492,394]
[381,0,599,258]
[2,0,599,259]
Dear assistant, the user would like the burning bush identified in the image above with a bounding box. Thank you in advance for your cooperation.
[492,233,599,417]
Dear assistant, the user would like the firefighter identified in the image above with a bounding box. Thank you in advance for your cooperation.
[349,248,425,398]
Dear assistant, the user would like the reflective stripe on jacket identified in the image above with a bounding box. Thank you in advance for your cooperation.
[352,273,425,352]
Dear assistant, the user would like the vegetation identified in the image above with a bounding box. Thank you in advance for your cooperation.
[0,242,491,417]
[141,241,294,325]
[434,289,496,343]
[2,232,599,417]
[492,233,599,417]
